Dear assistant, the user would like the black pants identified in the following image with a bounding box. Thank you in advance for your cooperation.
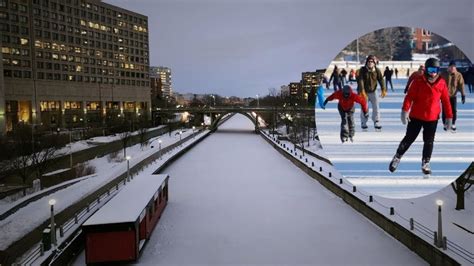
[385,78,393,91]
[396,118,438,161]
[338,105,355,140]
[442,96,457,125]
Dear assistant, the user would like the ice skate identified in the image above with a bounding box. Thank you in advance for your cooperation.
[341,137,348,143]
[349,137,353,142]
[389,154,401,173]
[361,125,368,132]
[421,160,431,175]
[450,125,457,133]
[374,121,382,132]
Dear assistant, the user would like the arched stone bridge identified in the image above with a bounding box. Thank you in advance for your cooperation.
[153,107,314,132]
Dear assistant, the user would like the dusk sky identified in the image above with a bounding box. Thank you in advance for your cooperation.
[106,0,473,97]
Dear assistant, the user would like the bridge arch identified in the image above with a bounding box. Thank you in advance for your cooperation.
[210,112,260,133]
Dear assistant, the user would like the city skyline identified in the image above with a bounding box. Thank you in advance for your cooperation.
[106,0,473,97]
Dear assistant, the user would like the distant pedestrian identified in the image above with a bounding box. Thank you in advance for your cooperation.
[323,85,368,143]
[404,65,425,94]
[389,58,452,175]
[406,68,410,78]
[356,55,387,131]
[384,66,394,92]
[340,68,348,85]
[440,61,466,132]
[329,65,343,91]
[464,66,474,93]
[394,68,399,79]
[348,69,357,82]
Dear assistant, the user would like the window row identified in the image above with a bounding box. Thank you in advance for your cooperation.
[2,58,30,67]
[1,47,29,56]
[4,69,149,86]
[31,0,147,26]
[35,62,148,77]
[0,23,28,34]
[0,11,28,23]
[3,69,32,78]
[0,1,28,12]
[34,51,148,65]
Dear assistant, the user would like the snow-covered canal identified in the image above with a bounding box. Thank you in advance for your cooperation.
[125,114,425,265]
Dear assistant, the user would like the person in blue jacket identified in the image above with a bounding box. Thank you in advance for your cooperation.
[313,76,326,141]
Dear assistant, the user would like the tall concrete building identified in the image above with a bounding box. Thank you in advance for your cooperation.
[0,0,150,134]
[150,66,172,99]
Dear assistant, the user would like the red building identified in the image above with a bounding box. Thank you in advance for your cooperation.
[82,174,169,264]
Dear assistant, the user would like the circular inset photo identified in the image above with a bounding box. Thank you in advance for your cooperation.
[316,26,473,199]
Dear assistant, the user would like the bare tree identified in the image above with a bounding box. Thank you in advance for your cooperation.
[138,123,149,150]
[120,130,132,158]
[451,163,474,210]
[31,134,64,181]
[6,124,35,186]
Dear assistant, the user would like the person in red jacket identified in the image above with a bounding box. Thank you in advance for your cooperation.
[324,85,369,143]
[389,58,453,175]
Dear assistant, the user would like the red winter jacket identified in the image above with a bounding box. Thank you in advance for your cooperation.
[403,75,453,121]
[326,89,368,113]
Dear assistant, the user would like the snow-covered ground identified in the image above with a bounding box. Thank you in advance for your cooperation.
[316,78,474,198]
[0,127,200,250]
[72,114,427,265]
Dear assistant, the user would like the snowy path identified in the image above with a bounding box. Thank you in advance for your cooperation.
[0,128,197,250]
[317,78,474,198]
[125,114,426,265]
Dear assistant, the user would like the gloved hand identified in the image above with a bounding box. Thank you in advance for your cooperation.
[445,118,453,130]
[462,95,466,104]
[401,110,410,125]
[381,90,387,98]
[363,111,369,119]
[323,99,329,108]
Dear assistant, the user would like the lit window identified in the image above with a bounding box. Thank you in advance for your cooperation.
[20,38,28,45]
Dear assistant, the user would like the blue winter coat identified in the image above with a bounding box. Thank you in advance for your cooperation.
[315,85,325,109]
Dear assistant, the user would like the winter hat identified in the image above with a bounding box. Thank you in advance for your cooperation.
[365,55,378,66]
[342,85,352,98]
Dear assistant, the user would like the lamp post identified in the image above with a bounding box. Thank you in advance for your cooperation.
[436,199,444,248]
[179,131,182,141]
[126,156,131,181]
[192,126,195,138]
[256,94,260,108]
[69,130,73,169]
[48,199,57,247]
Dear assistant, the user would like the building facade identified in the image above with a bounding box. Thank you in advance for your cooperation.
[0,0,150,134]
[150,66,171,96]
[412,28,434,53]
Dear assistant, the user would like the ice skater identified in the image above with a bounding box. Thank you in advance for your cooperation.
[356,55,387,131]
[323,85,368,143]
[440,61,466,132]
[389,58,453,175]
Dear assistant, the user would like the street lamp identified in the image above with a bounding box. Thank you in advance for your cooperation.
[436,199,444,248]
[256,94,260,108]
[69,130,73,169]
[179,131,182,141]
[48,199,57,247]
[126,156,131,181]
[192,126,196,138]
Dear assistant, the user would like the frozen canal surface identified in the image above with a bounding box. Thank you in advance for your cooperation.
[130,114,425,265]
